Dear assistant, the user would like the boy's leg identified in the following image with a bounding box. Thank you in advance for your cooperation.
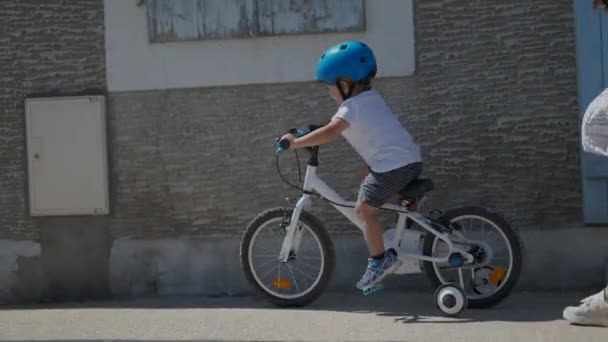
[355,201,401,289]
[355,191,402,290]
[354,163,422,289]
[356,200,384,256]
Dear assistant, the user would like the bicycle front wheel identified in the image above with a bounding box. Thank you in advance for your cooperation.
[240,207,335,307]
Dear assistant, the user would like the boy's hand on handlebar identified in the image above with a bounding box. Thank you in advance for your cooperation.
[275,133,296,155]
[280,133,296,147]
[275,129,306,154]
[274,123,335,155]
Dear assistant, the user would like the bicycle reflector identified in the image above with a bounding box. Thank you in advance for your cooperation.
[489,266,506,285]
[271,277,291,289]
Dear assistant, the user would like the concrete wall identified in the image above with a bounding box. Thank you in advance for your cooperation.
[108,226,608,298]
[0,0,603,305]
[104,0,415,90]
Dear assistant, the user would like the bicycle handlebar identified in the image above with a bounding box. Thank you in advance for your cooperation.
[275,124,323,155]
[278,138,291,150]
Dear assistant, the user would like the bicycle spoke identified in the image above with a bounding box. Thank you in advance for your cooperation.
[492,244,508,257]
[297,255,321,261]
[485,227,495,243]
[286,264,300,294]
[255,245,279,255]
[258,264,280,281]
[491,257,510,267]
[253,258,279,271]
[291,263,317,281]
[465,219,475,240]
[252,253,278,259]
[290,266,314,290]
[294,267,312,289]
[271,225,286,238]
[487,229,498,242]
[295,260,321,275]
[295,258,321,269]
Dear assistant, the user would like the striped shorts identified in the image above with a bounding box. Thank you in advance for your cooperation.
[358,162,423,208]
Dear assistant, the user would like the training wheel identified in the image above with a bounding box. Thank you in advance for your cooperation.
[434,283,468,317]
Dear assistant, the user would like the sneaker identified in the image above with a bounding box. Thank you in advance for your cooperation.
[356,250,402,289]
[563,288,608,327]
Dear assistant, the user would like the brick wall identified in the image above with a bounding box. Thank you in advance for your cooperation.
[0,0,106,240]
[107,0,581,238]
[0,0,581,241]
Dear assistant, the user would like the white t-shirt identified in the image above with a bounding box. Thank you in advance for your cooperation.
[332,89,422,173]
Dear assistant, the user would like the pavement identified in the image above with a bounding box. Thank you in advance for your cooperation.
[0,290,605,342]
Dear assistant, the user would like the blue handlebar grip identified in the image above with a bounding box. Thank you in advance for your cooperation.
[275,127,309,155]
[289,128,308,138]
[275,138,286,155]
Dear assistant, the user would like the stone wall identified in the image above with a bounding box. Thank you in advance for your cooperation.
[0,0,586,303]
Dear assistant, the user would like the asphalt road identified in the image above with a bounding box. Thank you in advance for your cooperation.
[0,291,605,342]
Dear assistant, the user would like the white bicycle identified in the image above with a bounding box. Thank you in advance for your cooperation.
[240,125,523,316]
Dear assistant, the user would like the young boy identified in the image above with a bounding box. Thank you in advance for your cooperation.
[280,40,423,290]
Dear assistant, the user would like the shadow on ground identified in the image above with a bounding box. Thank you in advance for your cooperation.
[1,288,599,326]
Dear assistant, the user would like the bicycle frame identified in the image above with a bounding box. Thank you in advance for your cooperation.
[278,162,475,266]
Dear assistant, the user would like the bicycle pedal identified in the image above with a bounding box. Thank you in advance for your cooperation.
[361,283,384,296]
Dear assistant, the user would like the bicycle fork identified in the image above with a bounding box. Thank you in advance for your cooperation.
[278,195,311,262]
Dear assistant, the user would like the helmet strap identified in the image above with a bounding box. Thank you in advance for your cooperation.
[336,80,355,101]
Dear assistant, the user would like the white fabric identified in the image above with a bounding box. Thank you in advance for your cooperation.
[332,90,422,173]
[582,88,608,156]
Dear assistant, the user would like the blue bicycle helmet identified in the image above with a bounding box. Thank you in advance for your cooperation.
[314,40,377,85]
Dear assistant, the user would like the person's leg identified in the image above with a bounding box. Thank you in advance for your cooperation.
[562,284,608,327]
[354,197,401,289]
[354,163,422,289]
[355,201,384,256]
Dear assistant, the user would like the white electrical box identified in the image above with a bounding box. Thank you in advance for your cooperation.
[25,96,109,216]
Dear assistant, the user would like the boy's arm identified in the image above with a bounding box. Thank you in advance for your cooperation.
[281,118,349,148]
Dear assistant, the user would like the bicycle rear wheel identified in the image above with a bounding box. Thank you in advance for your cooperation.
[422,206,523,308]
